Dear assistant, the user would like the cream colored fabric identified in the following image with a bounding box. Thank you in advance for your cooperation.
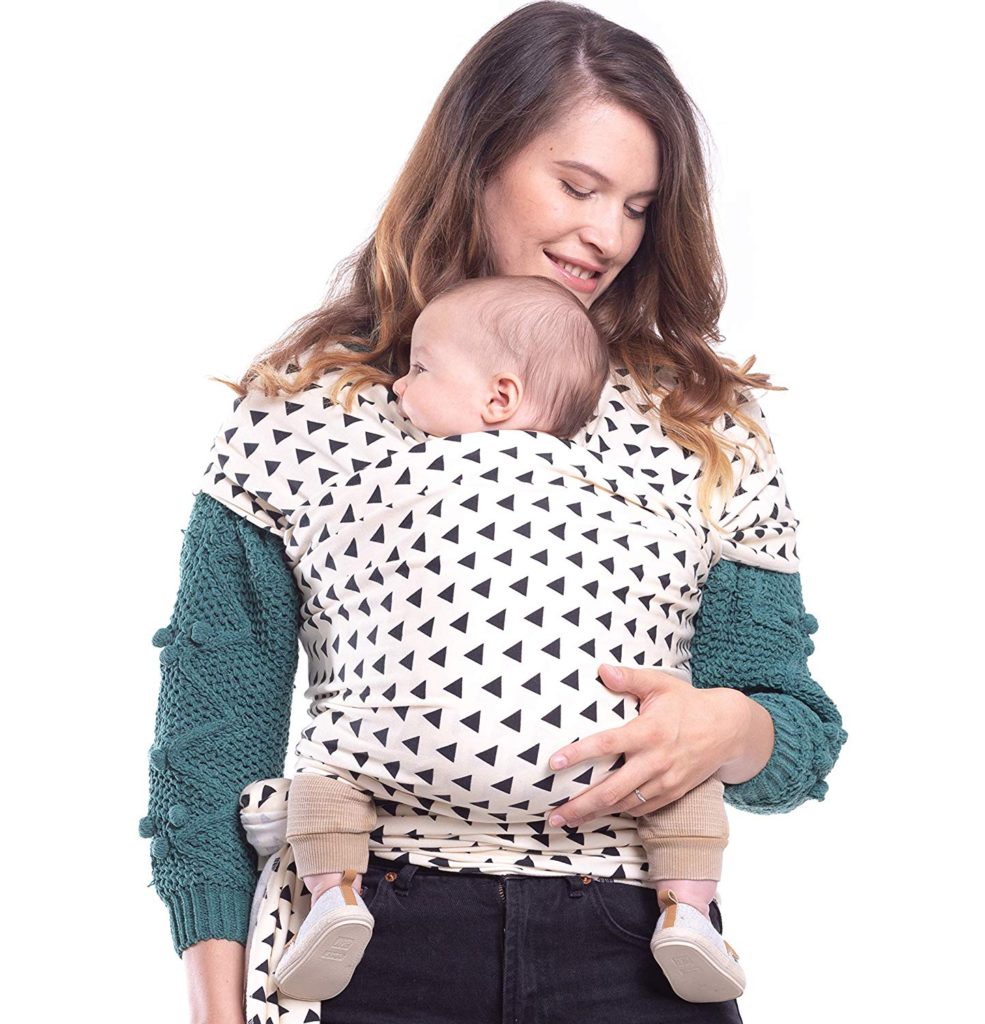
[288,771,727,882]
[200,360,798,883]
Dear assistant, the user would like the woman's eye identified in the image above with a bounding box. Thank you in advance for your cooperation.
[560,180,592,200]
[561,180,649,221]
[413,363,427,373]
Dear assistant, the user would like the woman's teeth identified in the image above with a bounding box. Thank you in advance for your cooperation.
[549,254,598,280]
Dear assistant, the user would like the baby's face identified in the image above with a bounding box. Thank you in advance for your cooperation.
[392,298,498,437]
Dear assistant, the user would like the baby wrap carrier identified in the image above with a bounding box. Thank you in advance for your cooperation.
[197,359,799,1019]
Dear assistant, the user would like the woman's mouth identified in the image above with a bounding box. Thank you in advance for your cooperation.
[544,251,601,294]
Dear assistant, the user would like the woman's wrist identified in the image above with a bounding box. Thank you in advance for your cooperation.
[183,937,245,1024]
[709,688,775,785]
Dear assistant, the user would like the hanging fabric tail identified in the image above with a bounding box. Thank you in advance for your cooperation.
[239,777,325,1024]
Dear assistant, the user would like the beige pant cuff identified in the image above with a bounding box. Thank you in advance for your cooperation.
[639,836,725,882]
[288,831,373,879]
[636,776,728,882]
[286,773,376,879]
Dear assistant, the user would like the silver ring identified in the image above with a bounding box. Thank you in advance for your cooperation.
[633,787,647,804]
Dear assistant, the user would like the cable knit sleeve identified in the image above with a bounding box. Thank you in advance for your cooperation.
[690,557,848,814]
[139,491,301,957]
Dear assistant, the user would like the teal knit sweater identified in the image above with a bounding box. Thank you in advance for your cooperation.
[140,491,847,957]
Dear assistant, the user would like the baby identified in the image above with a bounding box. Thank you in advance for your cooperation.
[272,274,745,1005]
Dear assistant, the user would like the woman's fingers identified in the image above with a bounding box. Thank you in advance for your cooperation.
[548,664,684,770]
[549,716,647,771]
[611,775,690,817]
[545,721,664,827]
[548,759,691,826]
[544,664,697,827]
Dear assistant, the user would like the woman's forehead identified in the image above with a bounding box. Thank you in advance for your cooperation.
[522,101,660,191]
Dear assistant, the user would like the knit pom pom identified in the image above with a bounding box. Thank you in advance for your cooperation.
[150,834,171,859]
[801,613,819,634]
[151,626,174,648]
[190,620,213,644]
[138,815,157,838]
[779,604,799,625]
[167,804,189,827]
[149,744,169,770]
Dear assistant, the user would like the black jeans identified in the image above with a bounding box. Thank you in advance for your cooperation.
[321,853,744,1024]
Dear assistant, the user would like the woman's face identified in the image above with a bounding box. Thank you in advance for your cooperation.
[481,99,660,309]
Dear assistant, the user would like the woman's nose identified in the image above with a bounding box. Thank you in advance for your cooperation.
[578,202,625,262]
[393,375,406,397]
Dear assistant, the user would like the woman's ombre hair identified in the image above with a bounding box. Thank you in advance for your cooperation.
[213,1,786,524]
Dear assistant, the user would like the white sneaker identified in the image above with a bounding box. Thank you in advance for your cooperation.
[272,871,375,1001]
[649,888,746,1003]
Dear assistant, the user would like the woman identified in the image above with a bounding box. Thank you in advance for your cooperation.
[140,3,846,1021]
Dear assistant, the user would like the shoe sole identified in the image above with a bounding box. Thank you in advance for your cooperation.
[273,906,375,1001]
[650,929,746,1004]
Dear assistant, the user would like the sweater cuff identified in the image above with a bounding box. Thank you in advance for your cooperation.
[163,882,255,958]
[723,694,815,814]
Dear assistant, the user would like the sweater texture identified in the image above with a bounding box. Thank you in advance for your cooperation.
[141,491,847,957]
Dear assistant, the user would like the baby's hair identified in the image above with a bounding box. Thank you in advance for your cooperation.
[428,275,610,438]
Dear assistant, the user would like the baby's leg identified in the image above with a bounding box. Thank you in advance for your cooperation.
[643,777,745,1002]
[276,773,378,1000]
[653,878,717,917]
[636,775,728,919]
[305,868,364,903]
[286,772,378,903]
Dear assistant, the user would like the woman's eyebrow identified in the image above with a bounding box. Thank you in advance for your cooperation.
[554,159,658,198]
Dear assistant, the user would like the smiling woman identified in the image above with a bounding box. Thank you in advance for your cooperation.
[482,101,660,300]
[141,3,846,1022]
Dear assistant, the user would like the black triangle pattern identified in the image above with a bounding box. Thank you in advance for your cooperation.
[198,364,799,884]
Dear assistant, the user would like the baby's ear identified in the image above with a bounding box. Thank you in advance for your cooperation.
[490,373,524,415]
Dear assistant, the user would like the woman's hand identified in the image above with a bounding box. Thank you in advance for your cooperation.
[543,664,771,827]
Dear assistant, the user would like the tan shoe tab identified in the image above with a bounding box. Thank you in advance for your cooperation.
[656,888,679,928]
[724,939,740,961]
[340,867,359,905]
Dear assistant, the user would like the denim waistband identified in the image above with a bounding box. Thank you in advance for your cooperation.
[367,853,627,897]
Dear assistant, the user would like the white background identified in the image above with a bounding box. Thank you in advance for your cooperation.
[3,1,981,1020]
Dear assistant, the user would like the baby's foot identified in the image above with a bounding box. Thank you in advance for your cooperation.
[272,872,375,1000]
[649,888,745,1004]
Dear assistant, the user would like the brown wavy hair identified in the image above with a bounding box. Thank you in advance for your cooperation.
[212,1,786,525]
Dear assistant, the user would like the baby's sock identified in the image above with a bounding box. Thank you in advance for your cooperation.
[656,878,717,920]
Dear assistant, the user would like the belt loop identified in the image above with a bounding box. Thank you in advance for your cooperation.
[392,862,419,897]
[566,873,592,898]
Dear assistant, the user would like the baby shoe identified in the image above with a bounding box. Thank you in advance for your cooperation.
[649,889,746,1003]
[272,869,375,1001]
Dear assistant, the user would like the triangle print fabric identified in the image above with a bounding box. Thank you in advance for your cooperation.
[196,359,799,883]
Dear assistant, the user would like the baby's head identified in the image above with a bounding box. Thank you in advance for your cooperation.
[392,275,609,439]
